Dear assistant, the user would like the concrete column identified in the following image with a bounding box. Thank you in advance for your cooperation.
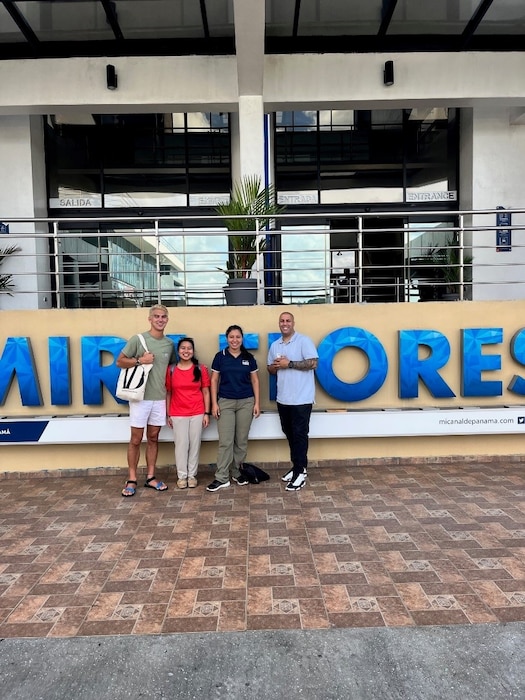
[461,106,525,300]
[0,115,51,309]
[230,94,266,185]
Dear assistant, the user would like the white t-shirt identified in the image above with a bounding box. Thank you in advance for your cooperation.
[267,332,318,405]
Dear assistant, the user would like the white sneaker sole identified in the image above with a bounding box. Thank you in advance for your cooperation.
[285,481,306,491]
[285,473,307,491]
[206,481,230,492]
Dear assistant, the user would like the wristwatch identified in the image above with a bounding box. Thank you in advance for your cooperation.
[288,360,294,369]
[135,357,141,366]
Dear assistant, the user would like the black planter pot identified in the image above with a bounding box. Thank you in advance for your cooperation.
[223,278,258,306]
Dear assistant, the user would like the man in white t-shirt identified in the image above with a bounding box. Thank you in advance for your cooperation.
[267,312,318,491]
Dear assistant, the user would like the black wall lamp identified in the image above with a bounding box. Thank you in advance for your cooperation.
[383,60,394,86]
[106,64,118,90]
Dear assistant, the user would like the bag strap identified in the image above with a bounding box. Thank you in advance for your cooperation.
[138,333,149,353]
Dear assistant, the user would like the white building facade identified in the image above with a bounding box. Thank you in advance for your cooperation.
[0,1,524,309]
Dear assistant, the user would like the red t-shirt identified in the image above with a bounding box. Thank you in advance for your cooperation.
[165,364,210,417]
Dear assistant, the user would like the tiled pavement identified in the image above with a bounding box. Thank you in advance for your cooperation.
[0,461,524,639]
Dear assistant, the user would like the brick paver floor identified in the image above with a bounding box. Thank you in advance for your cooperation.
[0,462,524,638]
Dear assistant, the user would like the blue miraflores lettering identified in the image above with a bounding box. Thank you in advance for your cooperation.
[316,327,388,401]
[508,327,525,395]
[267,332,281,401]
[0,337,42,406]
[1,326,522,407]
[81,336,127,405]
[49,336,71,405]
[462,328,503,397]
[81,333,187,405]
[399,330,455,399]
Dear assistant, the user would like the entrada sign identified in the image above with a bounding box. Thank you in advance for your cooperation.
[1,326,524,407]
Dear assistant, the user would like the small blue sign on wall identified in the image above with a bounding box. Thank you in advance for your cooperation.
[496,206,511,252]
[0,223,9,234]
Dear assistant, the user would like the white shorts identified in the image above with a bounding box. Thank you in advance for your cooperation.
[129,400,166,428]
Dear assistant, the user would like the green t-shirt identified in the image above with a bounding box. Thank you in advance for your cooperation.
[122,331,176,401]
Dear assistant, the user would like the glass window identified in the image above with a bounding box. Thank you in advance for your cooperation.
[46,112,231,210]
[57,224,230,308]
[275,108,458,207]
[280,226,330,304]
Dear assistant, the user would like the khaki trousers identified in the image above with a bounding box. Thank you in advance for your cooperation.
[214,397,254,483]
[171,414,204,479]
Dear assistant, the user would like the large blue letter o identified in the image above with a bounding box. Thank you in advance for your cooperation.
[316,327,388,401]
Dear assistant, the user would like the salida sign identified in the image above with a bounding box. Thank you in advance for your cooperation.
[1,326,525,407]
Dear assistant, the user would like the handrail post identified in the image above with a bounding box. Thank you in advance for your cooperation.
[182,229,188,306]
[459,213,464,301]
[154,219,161,304]
[357,216,363,303]
[255,217,261,302]
[52,220,62,309]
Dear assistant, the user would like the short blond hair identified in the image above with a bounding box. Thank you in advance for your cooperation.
[148,304,169,317]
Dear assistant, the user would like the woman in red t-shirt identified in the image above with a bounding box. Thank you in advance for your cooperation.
[166,337,211,488]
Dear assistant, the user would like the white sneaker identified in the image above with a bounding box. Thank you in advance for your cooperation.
[281,468,306,482]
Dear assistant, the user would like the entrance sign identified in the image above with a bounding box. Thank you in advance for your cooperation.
[407,191,457,202]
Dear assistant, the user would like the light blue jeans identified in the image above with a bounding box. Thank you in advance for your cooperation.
[214,397,254,483]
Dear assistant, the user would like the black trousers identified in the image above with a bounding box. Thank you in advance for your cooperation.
[277,402,313,476]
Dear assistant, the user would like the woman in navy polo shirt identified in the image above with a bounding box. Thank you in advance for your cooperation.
[207,324,260,491]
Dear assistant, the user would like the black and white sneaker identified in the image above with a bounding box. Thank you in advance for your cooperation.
[285,472,307,491]
[206,479,230,492]
[281,468,306,482]
[232,475,249,486]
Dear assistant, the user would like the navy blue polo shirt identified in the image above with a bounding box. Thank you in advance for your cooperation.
[211,349,258,399]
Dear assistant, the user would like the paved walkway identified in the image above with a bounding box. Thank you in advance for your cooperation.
[0,460,524,698]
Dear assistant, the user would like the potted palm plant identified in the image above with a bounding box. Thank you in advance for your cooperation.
[216,175,285,305]
[0,244,21,297]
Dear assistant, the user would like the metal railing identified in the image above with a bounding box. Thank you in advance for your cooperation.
[0,207,523,309]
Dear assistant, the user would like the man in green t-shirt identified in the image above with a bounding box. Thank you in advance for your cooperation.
[117,304,177,497]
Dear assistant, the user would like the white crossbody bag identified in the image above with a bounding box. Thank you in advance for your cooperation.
[115,334,153,402]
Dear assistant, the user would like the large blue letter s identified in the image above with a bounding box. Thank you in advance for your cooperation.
[509,327,525,395]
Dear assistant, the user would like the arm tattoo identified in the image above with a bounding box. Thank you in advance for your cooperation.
[291,358,318,371]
